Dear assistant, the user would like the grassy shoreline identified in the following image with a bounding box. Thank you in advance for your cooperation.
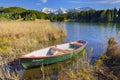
[0,20,66,79]
[0,20,66,56]
[56,38,120,80]
[94,37,120,80]
[0,21,119,80]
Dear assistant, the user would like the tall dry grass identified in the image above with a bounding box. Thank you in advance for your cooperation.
[94,37,120,80]
[0,21,66,55]
[0,21,66,41]
[0,20,66,80]
[106,37,120,58]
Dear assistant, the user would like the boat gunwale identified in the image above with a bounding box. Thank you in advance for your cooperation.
[20,41,87,59]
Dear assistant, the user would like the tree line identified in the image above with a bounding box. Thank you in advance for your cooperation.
[0,7,120,22]
[50,8,120,22]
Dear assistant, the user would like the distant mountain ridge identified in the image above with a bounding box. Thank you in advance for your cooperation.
[0,7,4,10]
[42,7,93,14]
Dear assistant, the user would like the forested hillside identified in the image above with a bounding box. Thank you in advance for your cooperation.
[0,7,47,21]
[0,7,120,22]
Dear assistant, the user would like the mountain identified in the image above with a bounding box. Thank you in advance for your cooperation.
[42,8,56,14]
[42,7,93,14]
[0,7,4,10]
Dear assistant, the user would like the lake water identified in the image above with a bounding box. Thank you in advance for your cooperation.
[22,22,120,79]
[52,22,120,59]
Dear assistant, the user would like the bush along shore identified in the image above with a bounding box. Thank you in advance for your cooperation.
[0,20,66,80]
[94,37,120,80]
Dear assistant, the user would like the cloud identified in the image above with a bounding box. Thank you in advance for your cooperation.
[36,3,41,5]
[41,0,47,3]
[70,0,120,4]
[36,0,47,5]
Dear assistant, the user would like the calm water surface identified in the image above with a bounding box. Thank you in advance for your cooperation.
[53,22,120,58]
[21,22,120,79]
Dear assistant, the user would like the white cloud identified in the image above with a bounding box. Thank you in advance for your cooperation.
[41,0,47,3]
[36,3,41,5]
[70,0,120,4]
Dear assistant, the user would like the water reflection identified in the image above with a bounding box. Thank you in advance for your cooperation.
[52,22,120,57]
[116,23,120,42]
[7,39,65,80]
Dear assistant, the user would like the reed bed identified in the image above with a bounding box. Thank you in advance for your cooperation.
[94,37,120,80]
[0,21,66,55]
[0,21,66,80]
[0,56,19,80]
[0,21,66,41]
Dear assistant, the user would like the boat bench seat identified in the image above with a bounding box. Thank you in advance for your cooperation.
[51,47,69,54]
[72,42,83,46]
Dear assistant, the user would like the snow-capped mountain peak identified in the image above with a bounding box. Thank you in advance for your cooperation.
[42,8,56,14]
[42,7,93,14]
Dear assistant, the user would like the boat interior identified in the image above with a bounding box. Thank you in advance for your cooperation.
[23,41,85,57]
[46,43,82,55]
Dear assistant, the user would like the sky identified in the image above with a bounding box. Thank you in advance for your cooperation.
[0,0,120,11]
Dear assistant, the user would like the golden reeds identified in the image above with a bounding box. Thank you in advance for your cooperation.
[0,21,66,41]
[0,20,66,80]
[0,21,66,55]
[106,37,120,58]
[94,37,120,80]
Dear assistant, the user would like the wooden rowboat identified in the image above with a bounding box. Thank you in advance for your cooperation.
[20,40,87,69]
